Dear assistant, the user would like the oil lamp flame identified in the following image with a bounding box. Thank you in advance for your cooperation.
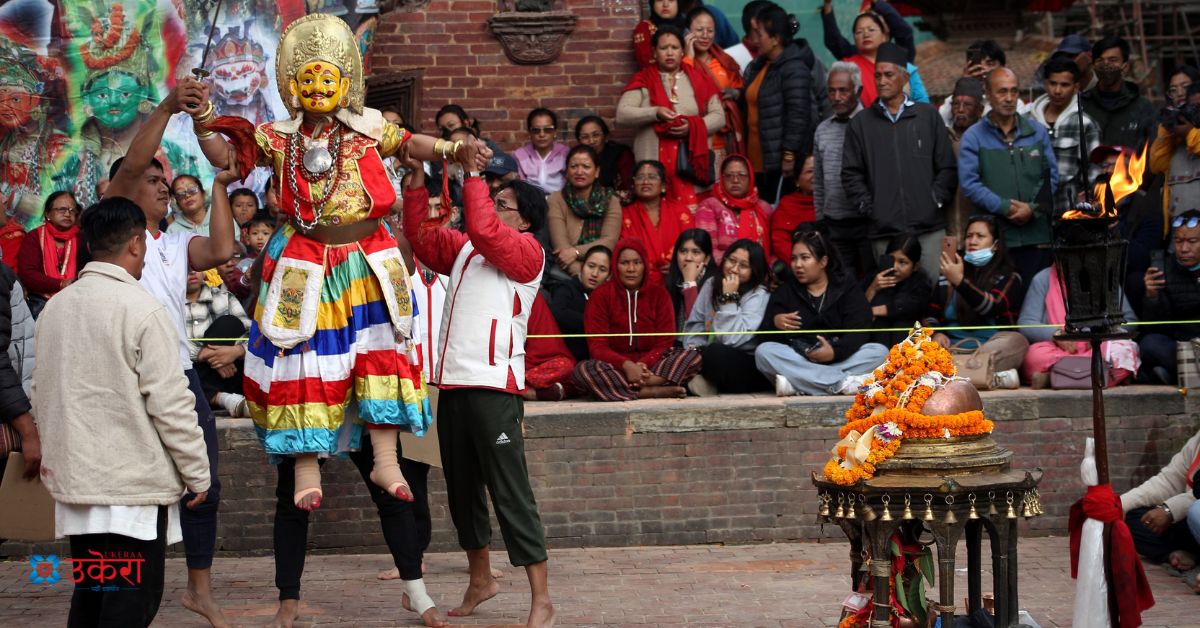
[1061,144,1147,220]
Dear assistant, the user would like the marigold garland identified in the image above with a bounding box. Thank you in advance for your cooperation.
[824,326,995,486]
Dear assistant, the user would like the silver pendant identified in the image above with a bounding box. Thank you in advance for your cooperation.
[303,145,333,174]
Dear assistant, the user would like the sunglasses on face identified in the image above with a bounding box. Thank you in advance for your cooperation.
[174,187,201,198]
[1173,215,1200,229]
[531,126,555,135]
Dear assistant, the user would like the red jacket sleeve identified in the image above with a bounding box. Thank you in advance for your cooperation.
[463,178,544,284]
[16,229,60,296]
[525,295,574,367]
[770,214,793,265]
[584,286,628,368]
[401,185,467,276]
[639,287,676,366]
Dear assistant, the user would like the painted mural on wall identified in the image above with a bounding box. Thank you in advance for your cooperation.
[0,0,380,227]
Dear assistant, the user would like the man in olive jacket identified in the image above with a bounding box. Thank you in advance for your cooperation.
[841,42,956,281]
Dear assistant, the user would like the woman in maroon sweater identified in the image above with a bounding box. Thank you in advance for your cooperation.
[573,237,701,400]
[18,192,85,315]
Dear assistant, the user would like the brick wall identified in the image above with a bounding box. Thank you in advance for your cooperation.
[7,388,1198,558]
[370,1,643,148]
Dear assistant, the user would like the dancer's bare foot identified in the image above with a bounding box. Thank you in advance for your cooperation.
[182,570,232,627]
[637,385,686,399]
[527,599,556,628]
[267,599,300,628]
[446,577,500,617]
[402,593,450,627]
[1170,550,1197,571]
[491,566,504,579]
[294,488,322,511]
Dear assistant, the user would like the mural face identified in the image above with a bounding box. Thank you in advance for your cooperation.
[82,71,146,130]
[0,86,36,130]
[212,60,266,106]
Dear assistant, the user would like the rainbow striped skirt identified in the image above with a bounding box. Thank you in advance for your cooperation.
[244,222,432,458]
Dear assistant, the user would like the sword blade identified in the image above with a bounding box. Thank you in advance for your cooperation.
[192,0,226,77]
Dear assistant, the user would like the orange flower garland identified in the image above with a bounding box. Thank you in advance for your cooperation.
[824,326,994,486]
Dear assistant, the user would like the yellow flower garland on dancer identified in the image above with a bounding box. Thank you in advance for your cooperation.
[824,326,994,486]
[189,14,490,511]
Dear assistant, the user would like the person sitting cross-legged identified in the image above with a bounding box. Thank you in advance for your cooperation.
[1122,428,1200,592]
[573,237,702,400]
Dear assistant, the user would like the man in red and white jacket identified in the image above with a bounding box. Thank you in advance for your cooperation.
[403,142,555,627]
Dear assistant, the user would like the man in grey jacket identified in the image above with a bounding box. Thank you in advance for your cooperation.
[36,197,210,627]
[813,61,867,278]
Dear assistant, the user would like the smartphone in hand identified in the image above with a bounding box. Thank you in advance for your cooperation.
[942,236,959,257]
[1150,250,1166,272]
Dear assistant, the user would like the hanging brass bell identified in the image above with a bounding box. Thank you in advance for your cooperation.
[945,507,958,524]
[923,496,935,522]
[987,495,999,517]
[902,495,914,520]
[1006,498,1017,519]
[835,495,845,519]
[968,495,979,520]
[819,495,831,518]
[862,503,877,521]
[847,499,857,519]
[1034,492,1044,515]
[881,497,893,521]
[1023,496,1034,519]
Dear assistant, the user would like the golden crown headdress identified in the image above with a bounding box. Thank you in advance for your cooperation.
[276,14,363,116]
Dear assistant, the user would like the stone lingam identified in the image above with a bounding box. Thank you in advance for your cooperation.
[812,327,1042,628]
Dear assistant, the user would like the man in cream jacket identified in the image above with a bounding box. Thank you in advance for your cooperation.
[1122,428,1200,591]
[34,197,210,627]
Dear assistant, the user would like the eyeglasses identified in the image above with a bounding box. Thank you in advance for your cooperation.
[531,126,555,135]
[49,206,78,215]
[723,172,749,180]
[854,28,882,37]
[633,174,662,182]
[1173,215,1200,229]
[174,187,201,198]
[495,197,520,213]
[577,132,604,143]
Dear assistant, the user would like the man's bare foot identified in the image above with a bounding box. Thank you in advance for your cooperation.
[378,567,400,580]
[446,577,500,617]
[182,584,232,627]
[637,385,686,399]
[402,593,450,627]
[642,374,667,387]
[1170,550,1197,571]
[491,566,504,579]
[527,599,556,628]
[268,599,300,628]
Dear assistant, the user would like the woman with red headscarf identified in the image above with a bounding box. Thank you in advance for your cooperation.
[620,160,694,277]
[693,155,771,263]
[617,25,724,212]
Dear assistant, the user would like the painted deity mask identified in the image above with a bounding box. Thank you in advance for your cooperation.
[213,60,267,106]
[291,61,348,115]
[83,71,145,130]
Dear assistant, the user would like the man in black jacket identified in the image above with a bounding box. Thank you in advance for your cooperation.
[1140,211,1200,385]
[841,42,957,281]
[1081,35,1156,151]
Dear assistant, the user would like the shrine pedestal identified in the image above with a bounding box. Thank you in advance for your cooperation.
[814,435,1042,628]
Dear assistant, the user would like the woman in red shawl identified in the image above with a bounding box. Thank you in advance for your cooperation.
[693,155,771,263]
[17,191,85,314]
[620,160,694,277]
[684,6,745,163]
[617,25,724,213]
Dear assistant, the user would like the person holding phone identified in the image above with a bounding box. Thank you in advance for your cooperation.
[1138,211,1200,385]
[754,229,887,396]
[863,234,933,347]
[926,215,1028,389]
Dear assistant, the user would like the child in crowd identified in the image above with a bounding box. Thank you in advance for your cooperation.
[242,213,275,258]
[228,187,260,236]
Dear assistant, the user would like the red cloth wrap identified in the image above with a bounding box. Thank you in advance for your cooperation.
[623,64,719,186]
[205,115,258,183]
[1068,484,1155,628]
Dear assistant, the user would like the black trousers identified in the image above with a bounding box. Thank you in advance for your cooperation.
[820,217,875,282]
[67,507,167,628]
[438,388,547,567]
[193,314,248,402]
[699,343,771,393]
[273,433,426,600]
[1126,507,1200,563]
[181,369,219,570]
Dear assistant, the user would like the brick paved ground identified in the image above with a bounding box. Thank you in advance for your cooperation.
[1,536,1196,627]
